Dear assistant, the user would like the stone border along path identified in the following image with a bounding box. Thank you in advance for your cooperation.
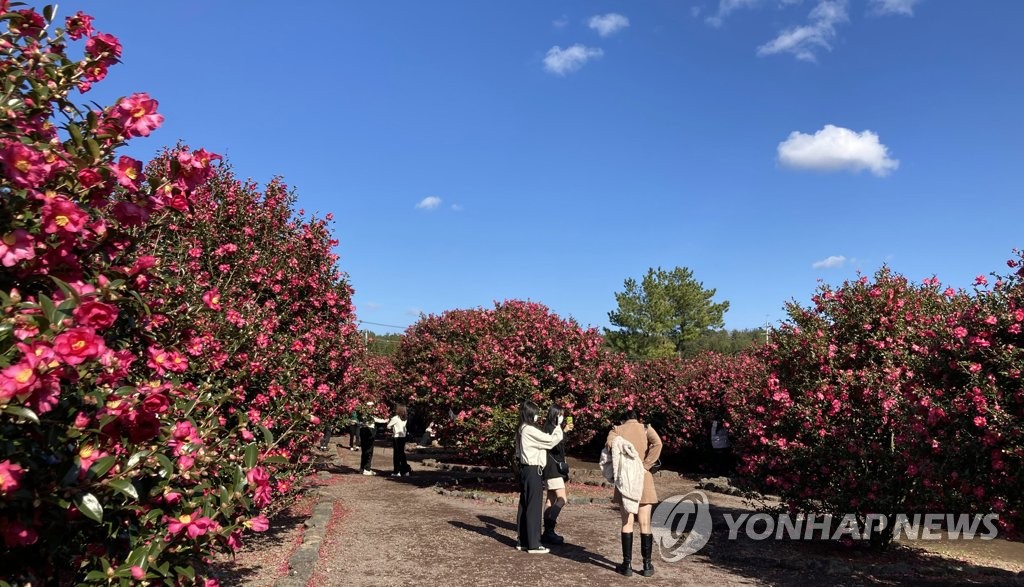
[265,440,1024,587]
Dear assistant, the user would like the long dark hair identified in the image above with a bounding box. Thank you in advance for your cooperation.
[543,404,564,434]
[519,400,539,429]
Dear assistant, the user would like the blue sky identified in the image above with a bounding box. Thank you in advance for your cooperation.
[53,1,1024,332]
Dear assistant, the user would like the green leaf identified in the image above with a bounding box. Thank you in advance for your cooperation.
[75,492,104,523]
[174,566,195,580]
[42,4,56,22]
[84,571,106,582]
[88,455,117,479]
[3,405,39,424]
[262,455,289,465]
[126,450,150,469]
[66,121,84,148]
[50,276,80,303]
[126,545,149,568]
[154,453,174,477]
[85,138,102,160]
[108,479,139,500]
[39,293,57,324]
[259,424,274,444]
[244,444,258,469]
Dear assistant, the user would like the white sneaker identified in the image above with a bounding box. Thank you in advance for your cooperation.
[361,469,376,476]
[526,546,549,554]
[403,472,411,477]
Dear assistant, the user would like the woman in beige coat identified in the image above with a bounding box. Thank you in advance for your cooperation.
[606,409,663,577]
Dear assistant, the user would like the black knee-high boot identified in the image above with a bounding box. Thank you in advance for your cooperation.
[617,532,633,576]
[541,505,564,545]
[640,533,655,577]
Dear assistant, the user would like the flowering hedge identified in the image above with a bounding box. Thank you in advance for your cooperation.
[392,300,631,464]
[0,7,358,585]
[736,260,1023,544]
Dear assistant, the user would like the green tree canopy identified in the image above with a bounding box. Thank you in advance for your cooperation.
[604,266,730,358]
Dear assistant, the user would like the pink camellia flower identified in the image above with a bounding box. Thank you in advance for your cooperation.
[76,168,103,188]
[53,327,106,365]
[974,275,988,286]
[114,93,163,138]
[1014,309,1024,323]
[202,288,222,311]
[204,579,220,587]
[983,315,998,325]
[130,566,144,580]
[973,416,987,427]
[952,326,968,338]
[165,350,189,374]
[42,196,89,234]
[84,32,122,62]
[0,229,35,267]
[72,300,118,329]
[0,361,37,401]
[111,155,143,191]
[250,515,270,532]
[76,444,109,479]
[166,510,214,539]
[2,142,49,188]
[246,466,270,486]
[147,345,171,375]
[0,461,25,495]
[227,530,243,550]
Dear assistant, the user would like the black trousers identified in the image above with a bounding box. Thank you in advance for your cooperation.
[517,464,544,549]
[349,424,360,448]
[392,437,408,474]
[359,428,375,471]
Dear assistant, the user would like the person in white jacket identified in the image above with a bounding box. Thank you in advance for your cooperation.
[515,400,563,554]
[387,405,410,477]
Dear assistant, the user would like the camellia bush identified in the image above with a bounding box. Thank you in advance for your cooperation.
[0,7,358,585]
[735,260,1023,545]
[622,353,764,457]
[393,300,631,465]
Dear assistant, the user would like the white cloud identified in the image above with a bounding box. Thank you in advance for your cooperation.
[869,0,919,16]
[777,124,899,176]
[706,0,760,27]
[588,13,630,36]
[553,15,569,28]
[450,204,463,212]
[415,196,442,210]
[757,0,848,62]
[543,44,604,76]
[406,307,424,317]
[812,255,847,269]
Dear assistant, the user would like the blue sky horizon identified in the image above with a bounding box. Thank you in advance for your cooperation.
[52,1,1023,333]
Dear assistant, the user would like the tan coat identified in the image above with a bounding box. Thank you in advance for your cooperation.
[606,419,662,505]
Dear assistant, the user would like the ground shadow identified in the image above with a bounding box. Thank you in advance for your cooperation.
[656,501,1024,586]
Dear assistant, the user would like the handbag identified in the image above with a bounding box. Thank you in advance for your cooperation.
[554,457,570,476]
[649,459,662,475]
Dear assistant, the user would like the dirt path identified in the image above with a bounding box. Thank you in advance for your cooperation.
[225,440,1024,586]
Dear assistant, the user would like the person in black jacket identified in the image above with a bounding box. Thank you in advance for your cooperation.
[541,404,574,545]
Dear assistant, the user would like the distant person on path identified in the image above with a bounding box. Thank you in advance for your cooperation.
[605,409,662,577]
[358,402,389,476]
[541,405,574,545]
[515,400,564,554]
[348,410,360,451]
[387,404,411,477]
[711,416,732,476]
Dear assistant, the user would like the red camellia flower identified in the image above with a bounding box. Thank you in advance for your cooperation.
[42,196,90,234]
[202,288,222,311]
[84,32,122,62]
[2,142,50,188]
[0,519,39,548]
[65,11,95,40]
[114,93,163,138]
[73,300,119,329]
[53,327,106,365]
